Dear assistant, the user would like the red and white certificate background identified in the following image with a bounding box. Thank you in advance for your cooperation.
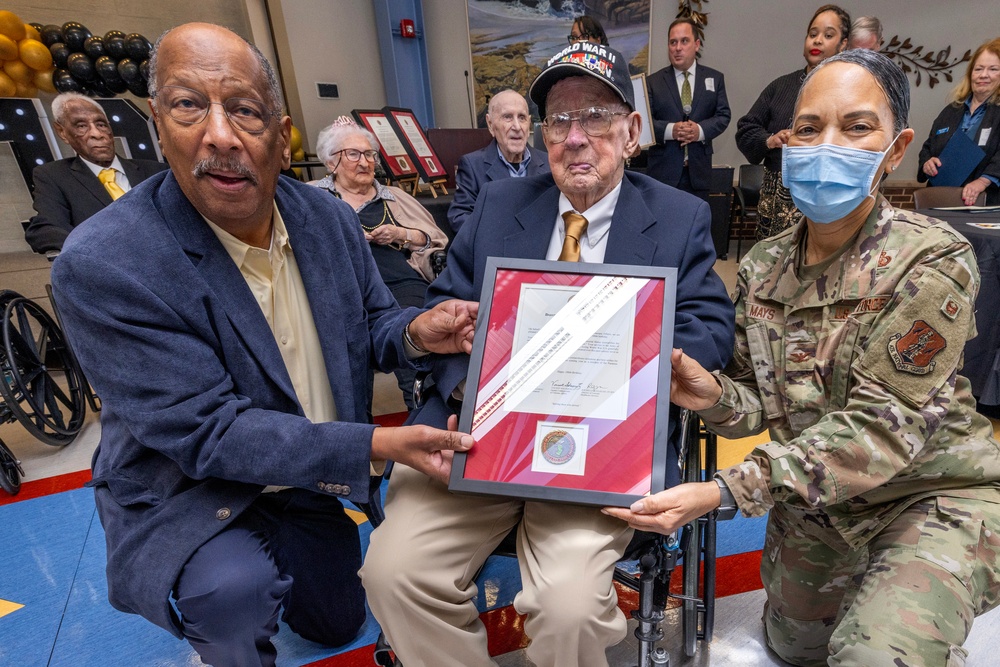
[463,269,665,494]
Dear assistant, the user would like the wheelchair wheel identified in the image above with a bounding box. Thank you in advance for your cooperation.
[0,297,86,446]
[0,438,23,495]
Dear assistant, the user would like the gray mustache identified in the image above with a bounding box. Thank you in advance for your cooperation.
[192,156,258,185]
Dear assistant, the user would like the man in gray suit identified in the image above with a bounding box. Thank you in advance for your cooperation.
[24,92,167,254]
[447,89,549,232]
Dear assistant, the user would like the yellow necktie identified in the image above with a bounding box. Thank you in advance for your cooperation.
[98,168,125,201]
[559,211,589,262]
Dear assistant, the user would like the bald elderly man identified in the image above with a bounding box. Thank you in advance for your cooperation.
[447,89,549,232]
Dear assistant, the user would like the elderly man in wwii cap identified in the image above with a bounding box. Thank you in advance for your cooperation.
[24,91,167,255]
[50,22,478,667]
[362,41,734,667]
[447,88,549,232]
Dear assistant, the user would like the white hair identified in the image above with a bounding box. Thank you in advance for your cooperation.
[315,122,377,166]
[51,92,107,125]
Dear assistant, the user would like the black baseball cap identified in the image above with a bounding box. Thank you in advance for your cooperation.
[529,42,635,119]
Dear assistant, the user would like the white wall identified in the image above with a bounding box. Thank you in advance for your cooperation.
[266,0,387,156]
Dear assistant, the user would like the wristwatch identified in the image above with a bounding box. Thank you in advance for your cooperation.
[714,476,738,521]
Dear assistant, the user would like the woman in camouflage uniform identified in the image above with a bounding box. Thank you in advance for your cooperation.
[606,49,1000,666]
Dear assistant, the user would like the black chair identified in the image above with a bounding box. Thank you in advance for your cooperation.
[732,164,765,260]
[372,409,724,666]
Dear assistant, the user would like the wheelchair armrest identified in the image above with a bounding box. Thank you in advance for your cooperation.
[431,249,447,277]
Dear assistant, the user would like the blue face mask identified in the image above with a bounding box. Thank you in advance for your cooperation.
[781,137,898,224]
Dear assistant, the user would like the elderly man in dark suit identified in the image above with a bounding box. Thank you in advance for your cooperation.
[23,92,167,255]
[645,18,731,202]
[51,22,478,667]
[447,89,549,232]
[363,41,734,667]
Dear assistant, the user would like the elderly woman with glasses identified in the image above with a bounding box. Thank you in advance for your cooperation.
[310,117,447,409]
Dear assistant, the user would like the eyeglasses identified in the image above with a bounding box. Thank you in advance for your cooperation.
[60,119,112,137]
[154,85,277,135]
[334,148,380,163]
[567,32,596,43]
[541,107,629,144]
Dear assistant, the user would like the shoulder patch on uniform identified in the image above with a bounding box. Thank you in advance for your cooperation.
[940,294,962,321]
[877,250,892,268]
[887,320,947,375]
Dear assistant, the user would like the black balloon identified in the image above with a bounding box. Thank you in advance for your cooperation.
[126,77,149,98]
[63,26,92,52]
[103,30,125,43]
[85,78,114,98]
[83,36,105,60]
[53,68,83,93]
[139,59,150,82]
[117,58,141,86]
[125,33,151,61]
[67,52,97,82]
[50,43,71,69]
[96,56,128,93]
[40,25,64,47]
[29,22,44,31]
[105,34,127,60]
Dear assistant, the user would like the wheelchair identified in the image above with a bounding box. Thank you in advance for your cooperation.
[372,408,725,667]
[0,289,89,495]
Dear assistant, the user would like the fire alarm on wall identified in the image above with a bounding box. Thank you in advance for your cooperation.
[400,19,416,38]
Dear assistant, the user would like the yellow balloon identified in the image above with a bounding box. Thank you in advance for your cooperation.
[0,70,16,97]
[19,38,52,71]
[292,147,306,162]
[0,33,18,60]
[0,11,26,42]
[3,58,33,84]
[290,125,303,154]
[14,80,36,97]
[23,23,40,42]
[33,68,55,93]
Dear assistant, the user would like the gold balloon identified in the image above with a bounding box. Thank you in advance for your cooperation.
[14,80,36,97]
[290,125,303,153]
[0,11,26,42]
[19,38,52,71]
[0,70,16,97]
[23,23,40,42]
[33,68,55,93]
[0,33,18,60]
[292,147,306,162]
[3,58,33,84]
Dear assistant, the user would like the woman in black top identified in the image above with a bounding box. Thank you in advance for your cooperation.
[735,4,850,240]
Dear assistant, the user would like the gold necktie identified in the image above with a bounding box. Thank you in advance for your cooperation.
[681,71,692,163]
[559,211,589,262]
[98,168,125,201]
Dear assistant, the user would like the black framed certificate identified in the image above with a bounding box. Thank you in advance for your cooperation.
[449,258,678,507]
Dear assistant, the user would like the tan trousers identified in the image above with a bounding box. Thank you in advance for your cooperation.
[360,463,633,667]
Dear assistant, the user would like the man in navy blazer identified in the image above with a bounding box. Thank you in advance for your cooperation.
[363,42,734,667]
[645,18,731,202]
[447,89,549,232]
[51,23,477,666]
[24,92,166,254]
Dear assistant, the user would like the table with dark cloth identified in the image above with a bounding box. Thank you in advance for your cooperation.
[917,208,1000,406]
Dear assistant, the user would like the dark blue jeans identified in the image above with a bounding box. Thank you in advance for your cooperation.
[172,489,365,666]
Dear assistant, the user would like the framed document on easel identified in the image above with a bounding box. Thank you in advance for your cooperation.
[352,109,418,182]
[383,106,449,197]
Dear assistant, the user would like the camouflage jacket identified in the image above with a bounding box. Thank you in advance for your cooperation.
[702,197,1000,551]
